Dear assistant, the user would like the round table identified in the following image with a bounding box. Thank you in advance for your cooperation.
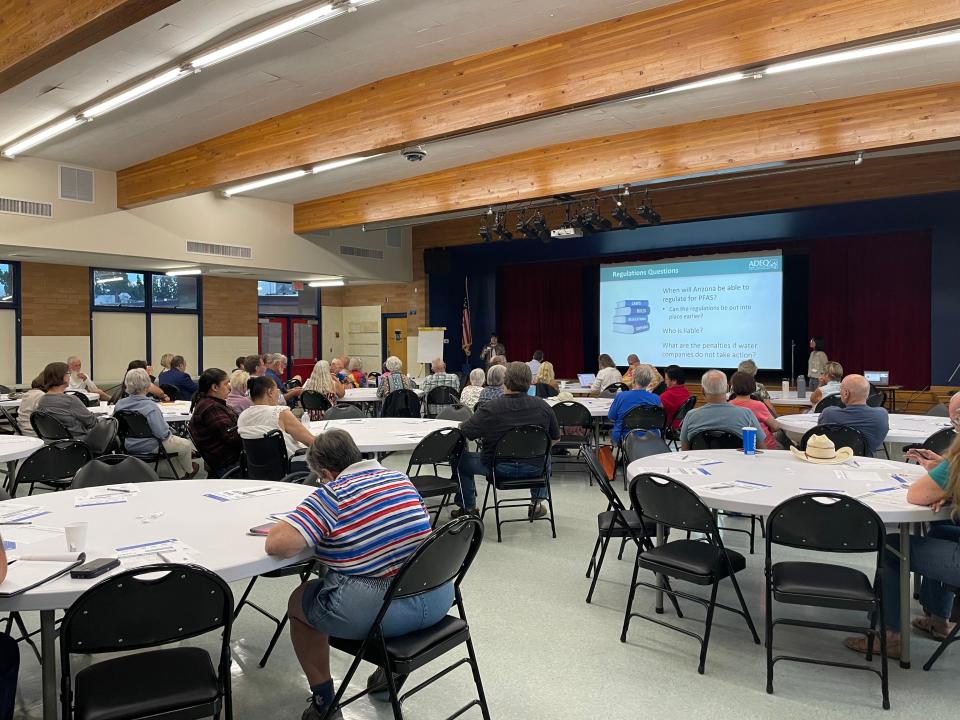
[307,417,460,453]
[766,390,814,408]
[627,449,941,668]
[778,412,952,446]
[0,436,45,493]
[342,388,424,403]
[557,383,593,396]
[0,479,315,719]
[90,400,193,423]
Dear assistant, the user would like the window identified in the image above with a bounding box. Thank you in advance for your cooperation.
[152,275,198,310]
[93,270,145,308]
[258,280,318,315]
[0,263,13,305]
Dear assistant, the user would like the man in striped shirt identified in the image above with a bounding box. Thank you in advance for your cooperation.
[266,430,453,720]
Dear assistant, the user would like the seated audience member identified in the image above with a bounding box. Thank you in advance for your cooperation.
[646,365,666,395]
[659,366,691,430]
[235,356,246,371]
[265,430,451,720]
[488,355,507,368]
[844,393,960,658]
[729,371,781,449]
[16,375,44,436]
[158,353,174,376]
[123,360,169,401]
[621,354,642,385]
[36,362,99,440]
[66,355,110,402]
[238,376,316,464]
[189,369,242,477]
[527,350,544,377]
[591,354,623,395]
[455,362,560,517]
[302,361,344,420]
[459,369,486,409]
[329,358,349,385]
[0,539,19,720]
[809,361,844,405]
[736,358,776,413]
[226,369,252,413]
[679,370,766,451]
[345,357,366,388]
[157,355,198,399]
[242,354,266,377]
[265,353,304,406]
[421,358,459,414]
[608,365,663,443]
[114,368,197,477]
[534,361,560,398]
[477,364,506,404]
[376,356,415,398]
[817,374,889,454]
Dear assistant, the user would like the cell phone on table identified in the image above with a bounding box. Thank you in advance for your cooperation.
[71,557,120,579]
[247,522,276,537]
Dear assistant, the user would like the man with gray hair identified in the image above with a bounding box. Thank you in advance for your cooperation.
[66,355,110,402]
[264,353,302,407]
[420,358,460,415]
[607,363,663,443]
[679,369,766,451]
[818,374,889,453]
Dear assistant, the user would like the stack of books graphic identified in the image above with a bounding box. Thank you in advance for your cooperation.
[613,299,650,334]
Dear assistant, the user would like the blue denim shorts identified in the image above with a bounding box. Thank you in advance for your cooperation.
[302,570,455,639]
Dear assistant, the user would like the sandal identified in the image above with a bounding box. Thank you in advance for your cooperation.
[912,616,955,641]
[843,635,901,659]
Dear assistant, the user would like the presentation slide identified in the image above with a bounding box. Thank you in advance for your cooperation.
[599,252,783,369]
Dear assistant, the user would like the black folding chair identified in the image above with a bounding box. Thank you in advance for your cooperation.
[765,493,889,709]
[0,405,20,436]
[924,584,960,671]
[437,405,472,422]
[114,410,181,479]
[381,389,421,418]
[622,472,760,673]
[621,430,671,490]
[664,395,697,450]
[424,386,460,418]
[324,404,365,420]
[159,384,181,401]
[11,440,90,495]
[72,454,159,489]
[480,425,555,542]
[30,410,72,441]
[65,391,97,408]
[328,517,491,720]
[186,423,240,479]
[616,404,666,478]
[240,430,310,483]
[551,401,593,475]
[83,417,118,457]
[800,423,869,457]
[605,382,630,394]
[867,391,886,408]
[406,428,466,527]
[903,428,956,458]
[814,394,845,413]
[300,390,332,420]
[59,564,234,720]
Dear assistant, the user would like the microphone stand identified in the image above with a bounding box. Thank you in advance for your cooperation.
[790,339,795,382]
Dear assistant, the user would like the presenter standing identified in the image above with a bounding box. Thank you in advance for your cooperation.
[480,333,506,367]
[808,337,829,385]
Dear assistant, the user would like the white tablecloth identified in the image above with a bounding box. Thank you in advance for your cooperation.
[342,387,424,403]
[778,413,952,445]
[766,390,813,407]
[307,418,461,452]
[0,435,44,463]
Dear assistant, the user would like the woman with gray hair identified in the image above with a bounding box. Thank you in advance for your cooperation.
[459,368,486,408]
[477,364,506,404]
[113,368,197,477]
[375,355,415,398]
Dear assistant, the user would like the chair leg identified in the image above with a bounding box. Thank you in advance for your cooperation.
[866,611,877,662]
[697,582,720,674]
[923,621,960,671]
[465,637,492,720]
[259,613,289,668]
[544,479,556,539]
[729,572,760,643]
[617,536,627,560]
[233,576,259,620]
[765,569,775,694]
[620,549,642,643]
[585,536,602,579]
[479,482,492,519]
[384,657,405,720]
[11,612,41,664]
[492,482,502,543]
[878,595,890,709]
[586,533,612,604]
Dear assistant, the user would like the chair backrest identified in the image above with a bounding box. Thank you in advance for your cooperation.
[84,417,118,456]
[107,384,124,405]
[866,390,886,408]
[766,493,883,554]
[689,429,741,450]
[630,472,719,537]
[814,394,845,413]
[621,404,666,435]
[800,423,869,457]
[605,382,630,393]
[300,390,332,413]
[0,384,10,394]
[923,428,957,455]
[241,430,291,481]
[425,385,460,407]
[407,427,466,469]
[493,425,552,462]
[535,382,558,399]
[926,403,949,418]
[381,388,421,418]
[114,410,160,441]
[551,401,592,428]
[65,391,96,407]
[324,404,364,420]
[14,440,91,490]
[584,449,628,513]
[622,430,671,463]
[437,405,472,422]
[388,516,484,599]
[671,395,697,426]
[30,410,72,441]
[72,454,160,488]
[160,384,181,401]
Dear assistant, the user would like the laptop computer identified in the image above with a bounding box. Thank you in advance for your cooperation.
[864,370,890,385]
[577,373,596,387]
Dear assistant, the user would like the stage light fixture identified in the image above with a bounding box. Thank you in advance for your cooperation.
[612,199,638,228]
[478,220,491,243]
[530,211,551,242]
[493,211,514,241]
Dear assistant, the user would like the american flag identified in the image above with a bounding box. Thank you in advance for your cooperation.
[461,277,472,357]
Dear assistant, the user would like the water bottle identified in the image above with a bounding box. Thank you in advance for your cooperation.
[796,374,806,399]
[781,379,790,397]
[301,411,312,428]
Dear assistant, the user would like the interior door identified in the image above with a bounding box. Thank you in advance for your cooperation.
[258,317,288,380]
[385,316,407,366]
[290,317,318,380]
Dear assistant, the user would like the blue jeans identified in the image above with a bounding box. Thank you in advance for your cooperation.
[883,524,960,631]
[455,451,549,509]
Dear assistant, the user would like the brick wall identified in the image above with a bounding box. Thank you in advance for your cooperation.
[202,277,258,336]
[20,262,90,336]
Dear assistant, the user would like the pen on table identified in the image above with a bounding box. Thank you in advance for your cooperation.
[105,486,132,494]
[0,521,32,525]
[735,480,771,488]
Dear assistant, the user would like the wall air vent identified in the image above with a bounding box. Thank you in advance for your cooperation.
[0,196,53,218]
[340,245,383,260]
[186,240,252,259]
[385,228,402,248]
[59,165,94,202]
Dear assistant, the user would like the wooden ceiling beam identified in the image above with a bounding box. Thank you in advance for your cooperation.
[0,0,179,94]
[293,81,960,232]
[117,0,960,208]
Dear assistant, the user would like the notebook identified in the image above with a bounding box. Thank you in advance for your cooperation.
[0,553,86,597]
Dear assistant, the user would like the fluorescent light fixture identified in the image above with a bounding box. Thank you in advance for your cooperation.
[766,29,960,74]
[190,3,344,69]
[311,154,382,173]
[82,68,190,119]
[221,169,308,197]
[1,116,83,158]
[308,279,345,287]
[166,268,202,276]
[95,275,124,284]
[625,72,746,102]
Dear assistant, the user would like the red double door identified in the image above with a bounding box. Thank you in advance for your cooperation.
[258,317,318,381]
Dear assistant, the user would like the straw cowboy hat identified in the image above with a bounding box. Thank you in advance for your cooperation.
[790,434,854,464]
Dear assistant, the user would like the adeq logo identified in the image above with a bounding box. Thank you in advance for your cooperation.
[747,258,779,270]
